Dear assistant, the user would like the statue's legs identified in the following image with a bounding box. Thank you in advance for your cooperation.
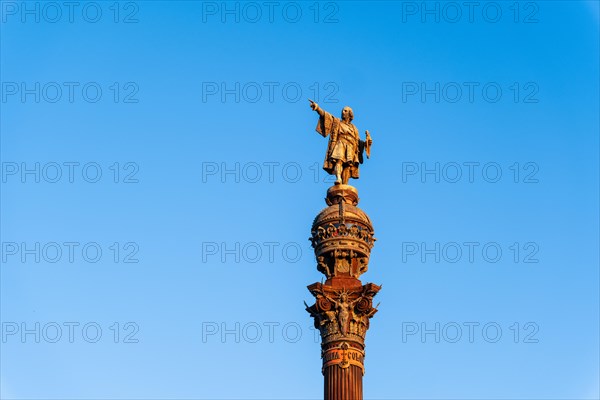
[334,160,343,184]
[341,167,351,185]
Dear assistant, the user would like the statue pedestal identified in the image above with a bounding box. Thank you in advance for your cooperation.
[326,184,359,206]
[306,185,380,400]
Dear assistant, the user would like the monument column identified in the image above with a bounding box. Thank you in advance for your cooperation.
[305,100,378,400]
[305,185,380,400]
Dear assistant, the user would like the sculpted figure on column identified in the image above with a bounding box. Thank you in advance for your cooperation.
[309,100,373,185]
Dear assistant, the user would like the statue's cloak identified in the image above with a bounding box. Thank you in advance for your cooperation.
[315,111,366,179]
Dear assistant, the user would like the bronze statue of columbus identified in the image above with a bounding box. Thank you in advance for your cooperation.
[309,99,372,185]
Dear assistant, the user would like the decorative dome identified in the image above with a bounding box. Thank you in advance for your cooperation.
[309,185,376,280]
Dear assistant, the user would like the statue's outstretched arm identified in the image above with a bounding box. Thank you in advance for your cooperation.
[308,99,326,117]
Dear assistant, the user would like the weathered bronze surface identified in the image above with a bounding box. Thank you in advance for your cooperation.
[309,100,372,185]
[306,103,379,400]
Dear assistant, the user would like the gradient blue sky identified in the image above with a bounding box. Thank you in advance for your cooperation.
[1,1,599,399]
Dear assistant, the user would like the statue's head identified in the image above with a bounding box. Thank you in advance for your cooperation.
[341,106,354,122]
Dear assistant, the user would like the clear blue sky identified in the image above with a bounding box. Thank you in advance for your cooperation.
[1,1,599,399]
